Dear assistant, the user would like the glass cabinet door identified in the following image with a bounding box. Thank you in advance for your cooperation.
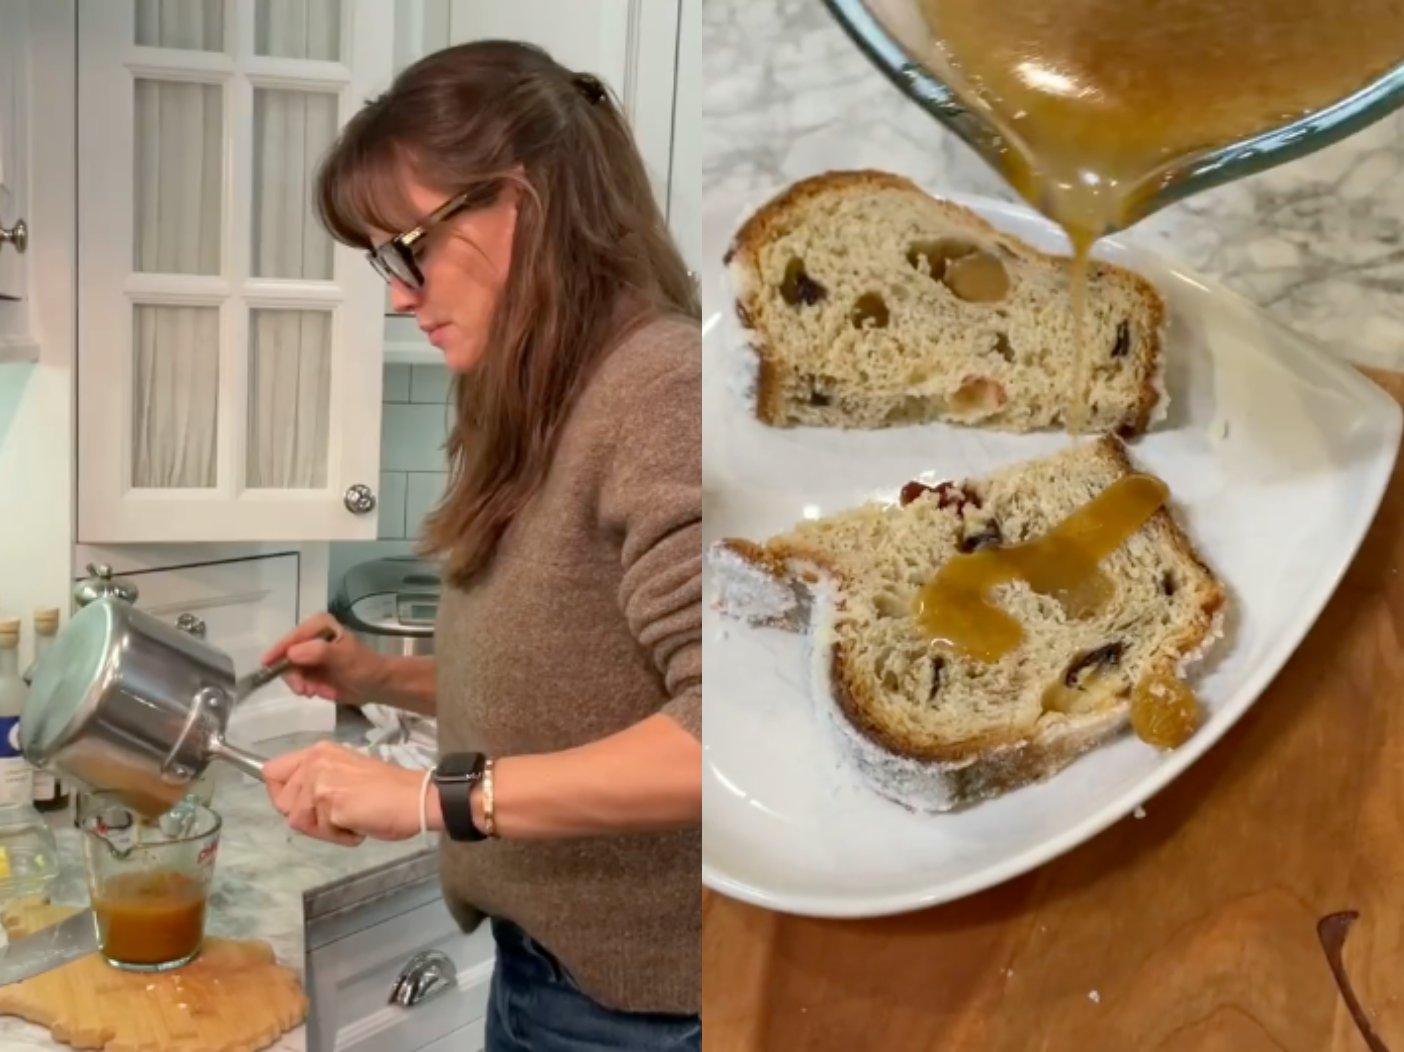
[77,0,393,543]
[0,0,29,302]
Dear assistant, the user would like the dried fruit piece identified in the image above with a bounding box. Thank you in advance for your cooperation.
[1112,320,1131,358]
[1064,642,1125,688]
[899,481,933,507]
[949,376,1008,417]
[1130,671,1201,748]
[780,257,826,306]
[943,252,1011,303]
[1042,641,1127,714]
[958,520,1003,553]
[1161,573,1177,596]
[935,482,980,514]
[906,239,976,280]
[929,657,945,700]
[898,480,981,515]
[849,293,890,329]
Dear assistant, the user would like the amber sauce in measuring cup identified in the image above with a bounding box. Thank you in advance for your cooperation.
[92,869,207,967]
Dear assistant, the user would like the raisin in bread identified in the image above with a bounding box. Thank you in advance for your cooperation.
[724,170,1167,437]
[708,436,1226,812]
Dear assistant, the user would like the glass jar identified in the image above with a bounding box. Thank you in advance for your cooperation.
[821,0,1404,229]
[77,790,221,972]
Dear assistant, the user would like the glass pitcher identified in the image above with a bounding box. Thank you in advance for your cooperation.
[822,0,1404,233]
[77,790,221,972]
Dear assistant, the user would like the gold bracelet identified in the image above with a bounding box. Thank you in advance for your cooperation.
[482,758,497,838]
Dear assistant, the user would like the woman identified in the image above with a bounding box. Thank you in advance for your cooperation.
[260,40,701,1051]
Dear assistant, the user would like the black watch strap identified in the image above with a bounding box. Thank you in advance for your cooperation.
[432,752,488,842]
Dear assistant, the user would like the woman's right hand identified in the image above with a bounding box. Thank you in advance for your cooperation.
[262,613,383,706]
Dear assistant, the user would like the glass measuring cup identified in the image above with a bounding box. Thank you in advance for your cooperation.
[821,0,1404,230]
[77,790,221,972]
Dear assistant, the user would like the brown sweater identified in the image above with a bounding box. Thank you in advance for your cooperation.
[434,313,701,1015]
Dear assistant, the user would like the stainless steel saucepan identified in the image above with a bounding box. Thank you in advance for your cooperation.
[21,597,314,818]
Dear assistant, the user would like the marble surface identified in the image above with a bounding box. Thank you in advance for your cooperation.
[703,0,1404,372]
[0,730,434,1052]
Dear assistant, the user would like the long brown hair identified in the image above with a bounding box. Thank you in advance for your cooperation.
[315,41,698,584]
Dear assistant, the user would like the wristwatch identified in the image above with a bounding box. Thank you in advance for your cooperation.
[431,752,488,842]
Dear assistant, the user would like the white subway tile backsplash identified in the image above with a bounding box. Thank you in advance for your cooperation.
[406,472,448,534]
[410,364,452,403]
[329,362,453,600]
[383,364,411,403]
[381,402,450,471]
[377,471,408,540]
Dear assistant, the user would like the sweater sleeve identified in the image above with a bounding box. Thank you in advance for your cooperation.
[598,332,702,740]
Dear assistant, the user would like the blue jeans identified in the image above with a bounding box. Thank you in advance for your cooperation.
[485,918,701,1051]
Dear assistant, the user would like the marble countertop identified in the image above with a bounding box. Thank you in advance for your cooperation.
[0,726,435,1052]
[704,0,1404,372]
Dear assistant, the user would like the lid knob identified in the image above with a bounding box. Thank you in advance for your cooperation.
[74,564,139,608]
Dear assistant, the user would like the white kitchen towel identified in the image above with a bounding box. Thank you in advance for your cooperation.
[360,703,438,769]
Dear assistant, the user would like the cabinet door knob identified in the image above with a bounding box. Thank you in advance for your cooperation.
[0,219,27,254]
[388,949,457,1008]
[344,484,377,515]
[175,613,207,639]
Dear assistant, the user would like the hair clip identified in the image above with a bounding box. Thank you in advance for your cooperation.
[572,73,607,105]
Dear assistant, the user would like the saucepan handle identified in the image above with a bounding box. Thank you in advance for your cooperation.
[211,739,267,782]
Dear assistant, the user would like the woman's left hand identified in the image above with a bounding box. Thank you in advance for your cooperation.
[263,742,427,845]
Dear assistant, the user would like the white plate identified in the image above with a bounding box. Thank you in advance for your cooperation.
[700,189,1403,919]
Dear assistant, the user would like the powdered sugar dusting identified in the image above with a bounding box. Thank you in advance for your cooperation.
[708,542,807,630]
[721,260,762,413]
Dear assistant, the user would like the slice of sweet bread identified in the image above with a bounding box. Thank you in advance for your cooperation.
[724,170,1167,437]
[707,436,1226,812]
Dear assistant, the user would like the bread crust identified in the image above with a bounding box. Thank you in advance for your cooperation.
[724,170,1167,438]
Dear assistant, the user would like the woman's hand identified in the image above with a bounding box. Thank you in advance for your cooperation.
[263,742,430,845]
[262,614,385,706]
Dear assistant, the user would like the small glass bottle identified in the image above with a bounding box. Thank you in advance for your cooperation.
[26,608,68,813]
[0,618,59,899]
[0,618,35,807]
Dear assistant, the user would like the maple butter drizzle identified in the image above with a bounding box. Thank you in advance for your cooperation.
[914,474,1168,661]
[916,0,1404,434]
[913,473,1202,748]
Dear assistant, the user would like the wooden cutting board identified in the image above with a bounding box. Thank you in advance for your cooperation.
[703,368,1404,1052]
[0,903,307,1052]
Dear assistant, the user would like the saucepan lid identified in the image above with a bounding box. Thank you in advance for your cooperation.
[21,599,122,765]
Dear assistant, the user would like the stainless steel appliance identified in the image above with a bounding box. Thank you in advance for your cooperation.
[332,557,440,657]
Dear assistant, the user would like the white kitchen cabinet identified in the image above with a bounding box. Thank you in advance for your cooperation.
[670,0,700,275]
[445,1,681,211]
[385,0,691,363]
[0,0,27,306]
[66,550,336,741]
[392,0,450,76]
[75,0,395,545]
[419,1018,486,1052]
[306,878,496,1052]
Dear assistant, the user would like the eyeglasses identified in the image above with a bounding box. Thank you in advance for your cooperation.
[366,184,496,291]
